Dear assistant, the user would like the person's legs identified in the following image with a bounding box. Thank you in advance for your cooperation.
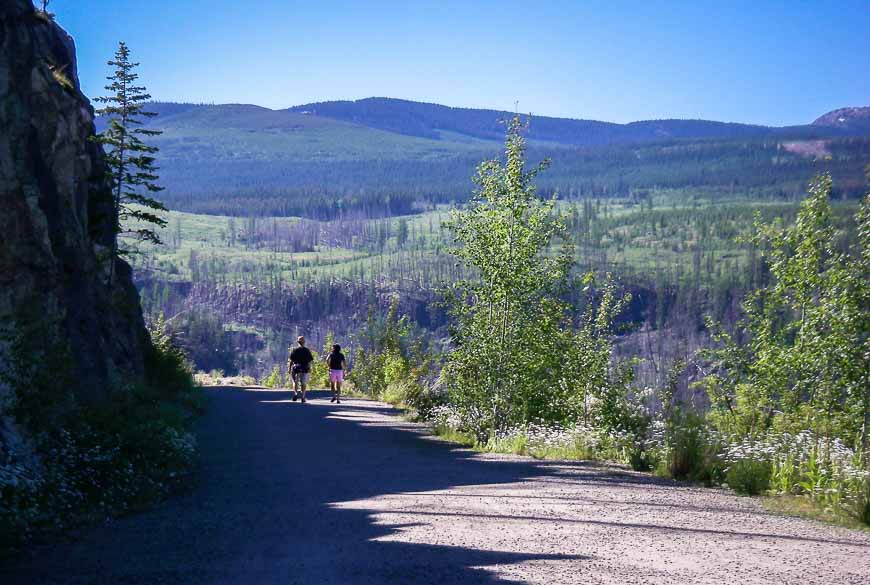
[300,373,310,402]
[292,373,299,401]
[329,369,343,403]
[329,370,341,402]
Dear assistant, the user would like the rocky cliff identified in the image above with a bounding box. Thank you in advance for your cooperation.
[0,1,150,417]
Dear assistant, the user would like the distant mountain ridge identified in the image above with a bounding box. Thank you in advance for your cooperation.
[98,99,870,149]
[286,97,869,146]
[93,99,870,219]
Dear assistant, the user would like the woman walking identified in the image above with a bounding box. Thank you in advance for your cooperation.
[325,344,347,403]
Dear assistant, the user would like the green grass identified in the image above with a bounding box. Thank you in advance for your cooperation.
[431,424,477,448]
[142,105,500,163]
[763,495,870,533]
[126,194,849,289]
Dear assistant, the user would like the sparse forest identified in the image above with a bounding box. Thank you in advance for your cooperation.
[121,111,870,524]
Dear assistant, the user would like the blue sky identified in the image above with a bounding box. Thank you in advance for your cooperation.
[53,0,870,126]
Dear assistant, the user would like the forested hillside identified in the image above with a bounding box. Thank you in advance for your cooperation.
[288,97,865,144]
[99,101,870,218]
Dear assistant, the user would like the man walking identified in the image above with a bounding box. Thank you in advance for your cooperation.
[288,336,314,403]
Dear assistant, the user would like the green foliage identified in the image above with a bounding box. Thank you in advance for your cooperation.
[146,313,199,406]
[94,41,167,284]
[442,117,639,444]
[863,492,870,526]
[726,459,772,495]
[703,175,869,442]
[701,174,870,519]
[261,365,284,389]
[349,299,412,398]
[308,332,335,389]
[347,298,440,416]
[442,116,575,439]
[654,361,723,481]
[0,315,202,555]
[0,316,76,433]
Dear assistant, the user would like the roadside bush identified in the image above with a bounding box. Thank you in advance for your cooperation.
[146,313,202,412]
[349,346,387,397]
[699,180,870,517]
[726,459,772,495]
[0,315,202,556]
[862,488,870,526]
[261,365,284,388]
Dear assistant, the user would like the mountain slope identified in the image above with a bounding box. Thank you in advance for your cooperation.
[99,103,500,163]
[287,97,863,146]
[95,100,870,218]
[813,106,870,132]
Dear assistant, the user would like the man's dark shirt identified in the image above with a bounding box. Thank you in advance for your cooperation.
[289,346,314,373]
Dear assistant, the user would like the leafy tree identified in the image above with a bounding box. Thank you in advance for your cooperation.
[94,41,166,286]
[702,174,870,449]
[442,116,576,439]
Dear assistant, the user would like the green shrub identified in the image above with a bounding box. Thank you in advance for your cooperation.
[303,351,324,388]
[726,459,772,495]
[261,365,283,388]
[667,416,723,482]
[349,347,387,397]
[0,314,203,556]
[146,314,198,403]
[381,381,408,406]
[862,493,870,526]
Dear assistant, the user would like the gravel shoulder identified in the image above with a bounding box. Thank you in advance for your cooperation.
[4,387,869,584]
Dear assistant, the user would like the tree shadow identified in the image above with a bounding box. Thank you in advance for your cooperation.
[3,388,585,584]
[5,387,866,585]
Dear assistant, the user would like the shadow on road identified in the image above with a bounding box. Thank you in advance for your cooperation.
[4,387,865,585]
[2,388,584,584]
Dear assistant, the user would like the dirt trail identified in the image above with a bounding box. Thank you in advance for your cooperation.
[4,387,869,584]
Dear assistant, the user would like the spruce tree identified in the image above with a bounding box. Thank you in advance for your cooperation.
[94,41,166,286]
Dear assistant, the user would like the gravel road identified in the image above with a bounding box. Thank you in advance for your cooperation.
[4,387,869,584]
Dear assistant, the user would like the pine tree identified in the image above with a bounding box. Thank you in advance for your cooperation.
[94,41,166,286]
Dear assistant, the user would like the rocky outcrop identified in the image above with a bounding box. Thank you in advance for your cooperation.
[812,106,870,131]
[0,1,150,413]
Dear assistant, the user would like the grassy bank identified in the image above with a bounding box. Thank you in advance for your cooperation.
[0,319,204,558]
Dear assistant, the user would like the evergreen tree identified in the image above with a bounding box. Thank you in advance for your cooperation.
[94,41,166,286]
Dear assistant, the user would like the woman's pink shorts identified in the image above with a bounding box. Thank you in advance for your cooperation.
[329,369,344,383]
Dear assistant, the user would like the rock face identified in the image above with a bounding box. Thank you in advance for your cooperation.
[0,1,150,411]
[812,106,870,131]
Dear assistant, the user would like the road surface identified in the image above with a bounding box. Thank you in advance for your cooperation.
[4,387,869,584]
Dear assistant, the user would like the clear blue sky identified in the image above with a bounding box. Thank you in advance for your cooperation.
[53,0,870,126]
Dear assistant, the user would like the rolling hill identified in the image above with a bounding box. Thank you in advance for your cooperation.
[96,99,870,218]
[286,97,866,146]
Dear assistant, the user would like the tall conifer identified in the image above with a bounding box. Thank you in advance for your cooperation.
[94,41,166,286]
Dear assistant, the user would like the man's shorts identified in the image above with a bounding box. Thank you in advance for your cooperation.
[329,369,344,383]
[293,372,311,385]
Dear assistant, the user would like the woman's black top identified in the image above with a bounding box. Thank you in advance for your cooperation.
[327,352,345,370]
